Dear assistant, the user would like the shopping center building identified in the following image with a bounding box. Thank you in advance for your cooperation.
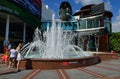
[0,0,112,53]
[41,2,113,52]
[0,0,43,52]
[72,3,113,52]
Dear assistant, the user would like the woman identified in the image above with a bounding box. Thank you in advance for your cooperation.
[8,46,17,68]
[16,43,23,71]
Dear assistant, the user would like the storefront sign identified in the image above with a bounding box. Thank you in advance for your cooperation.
[0,5,19,15]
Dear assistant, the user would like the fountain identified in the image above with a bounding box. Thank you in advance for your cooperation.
[20,14,101,69]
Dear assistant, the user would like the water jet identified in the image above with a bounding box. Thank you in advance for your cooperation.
[20,15,101,69]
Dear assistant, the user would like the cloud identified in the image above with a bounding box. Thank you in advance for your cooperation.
[104,0,112,11]
[74,0,112,11]
[112,9,120,32]
[116,9,120,21]
[75,0,103,5]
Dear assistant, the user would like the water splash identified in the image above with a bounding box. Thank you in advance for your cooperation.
[21,15,93,59]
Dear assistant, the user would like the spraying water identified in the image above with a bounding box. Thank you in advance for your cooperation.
[21,14,93,59]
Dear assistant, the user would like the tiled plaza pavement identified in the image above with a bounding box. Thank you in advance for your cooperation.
[0,58,120,79]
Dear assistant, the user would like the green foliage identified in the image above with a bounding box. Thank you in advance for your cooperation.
[110,32,120,54]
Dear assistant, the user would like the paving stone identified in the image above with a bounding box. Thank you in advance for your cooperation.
[0,58,120,79]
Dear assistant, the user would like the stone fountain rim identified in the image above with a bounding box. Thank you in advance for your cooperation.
[23,55,99,61]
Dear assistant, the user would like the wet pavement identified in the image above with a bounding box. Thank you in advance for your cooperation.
[0,58,120,79]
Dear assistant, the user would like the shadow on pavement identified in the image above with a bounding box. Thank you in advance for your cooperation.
[0,69,21,75]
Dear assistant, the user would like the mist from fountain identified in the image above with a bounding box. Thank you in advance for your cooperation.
[21,14,93,59]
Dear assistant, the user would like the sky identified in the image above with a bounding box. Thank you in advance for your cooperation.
[42,0,120,32]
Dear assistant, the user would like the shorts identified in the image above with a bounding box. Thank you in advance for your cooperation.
[9,57,16,62]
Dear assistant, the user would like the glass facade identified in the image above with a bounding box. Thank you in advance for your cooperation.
[104,17,111,34]
[41,15,102,31]
[0,21,35,44]
[79,20,87,29]
[87,18,100,28]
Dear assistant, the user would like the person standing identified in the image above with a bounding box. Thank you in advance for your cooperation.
[3,45,10,64]
[16,43,23,71]
[8,46,17,68]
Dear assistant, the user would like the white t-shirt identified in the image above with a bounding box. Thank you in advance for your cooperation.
[10,49,17,58]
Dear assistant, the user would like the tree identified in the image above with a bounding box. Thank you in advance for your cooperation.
[110,32,120,54]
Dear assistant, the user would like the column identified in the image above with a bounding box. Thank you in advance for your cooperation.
[86,20,87,29]
[4,15,10,46]
[95,36,99,52]
[23,23,26,43]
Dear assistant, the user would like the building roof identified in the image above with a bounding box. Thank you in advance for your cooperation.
[80,4,95,10]
[73,9,91,16]
[73,2,113,18]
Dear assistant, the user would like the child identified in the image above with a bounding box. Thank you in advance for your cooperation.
[0,54,7,64]
[3,46,10,64]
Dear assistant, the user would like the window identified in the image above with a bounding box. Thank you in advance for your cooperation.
[104,17,111,34]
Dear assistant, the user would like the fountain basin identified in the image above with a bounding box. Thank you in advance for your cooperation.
[19,55,101,69]
[94,53,119,61]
